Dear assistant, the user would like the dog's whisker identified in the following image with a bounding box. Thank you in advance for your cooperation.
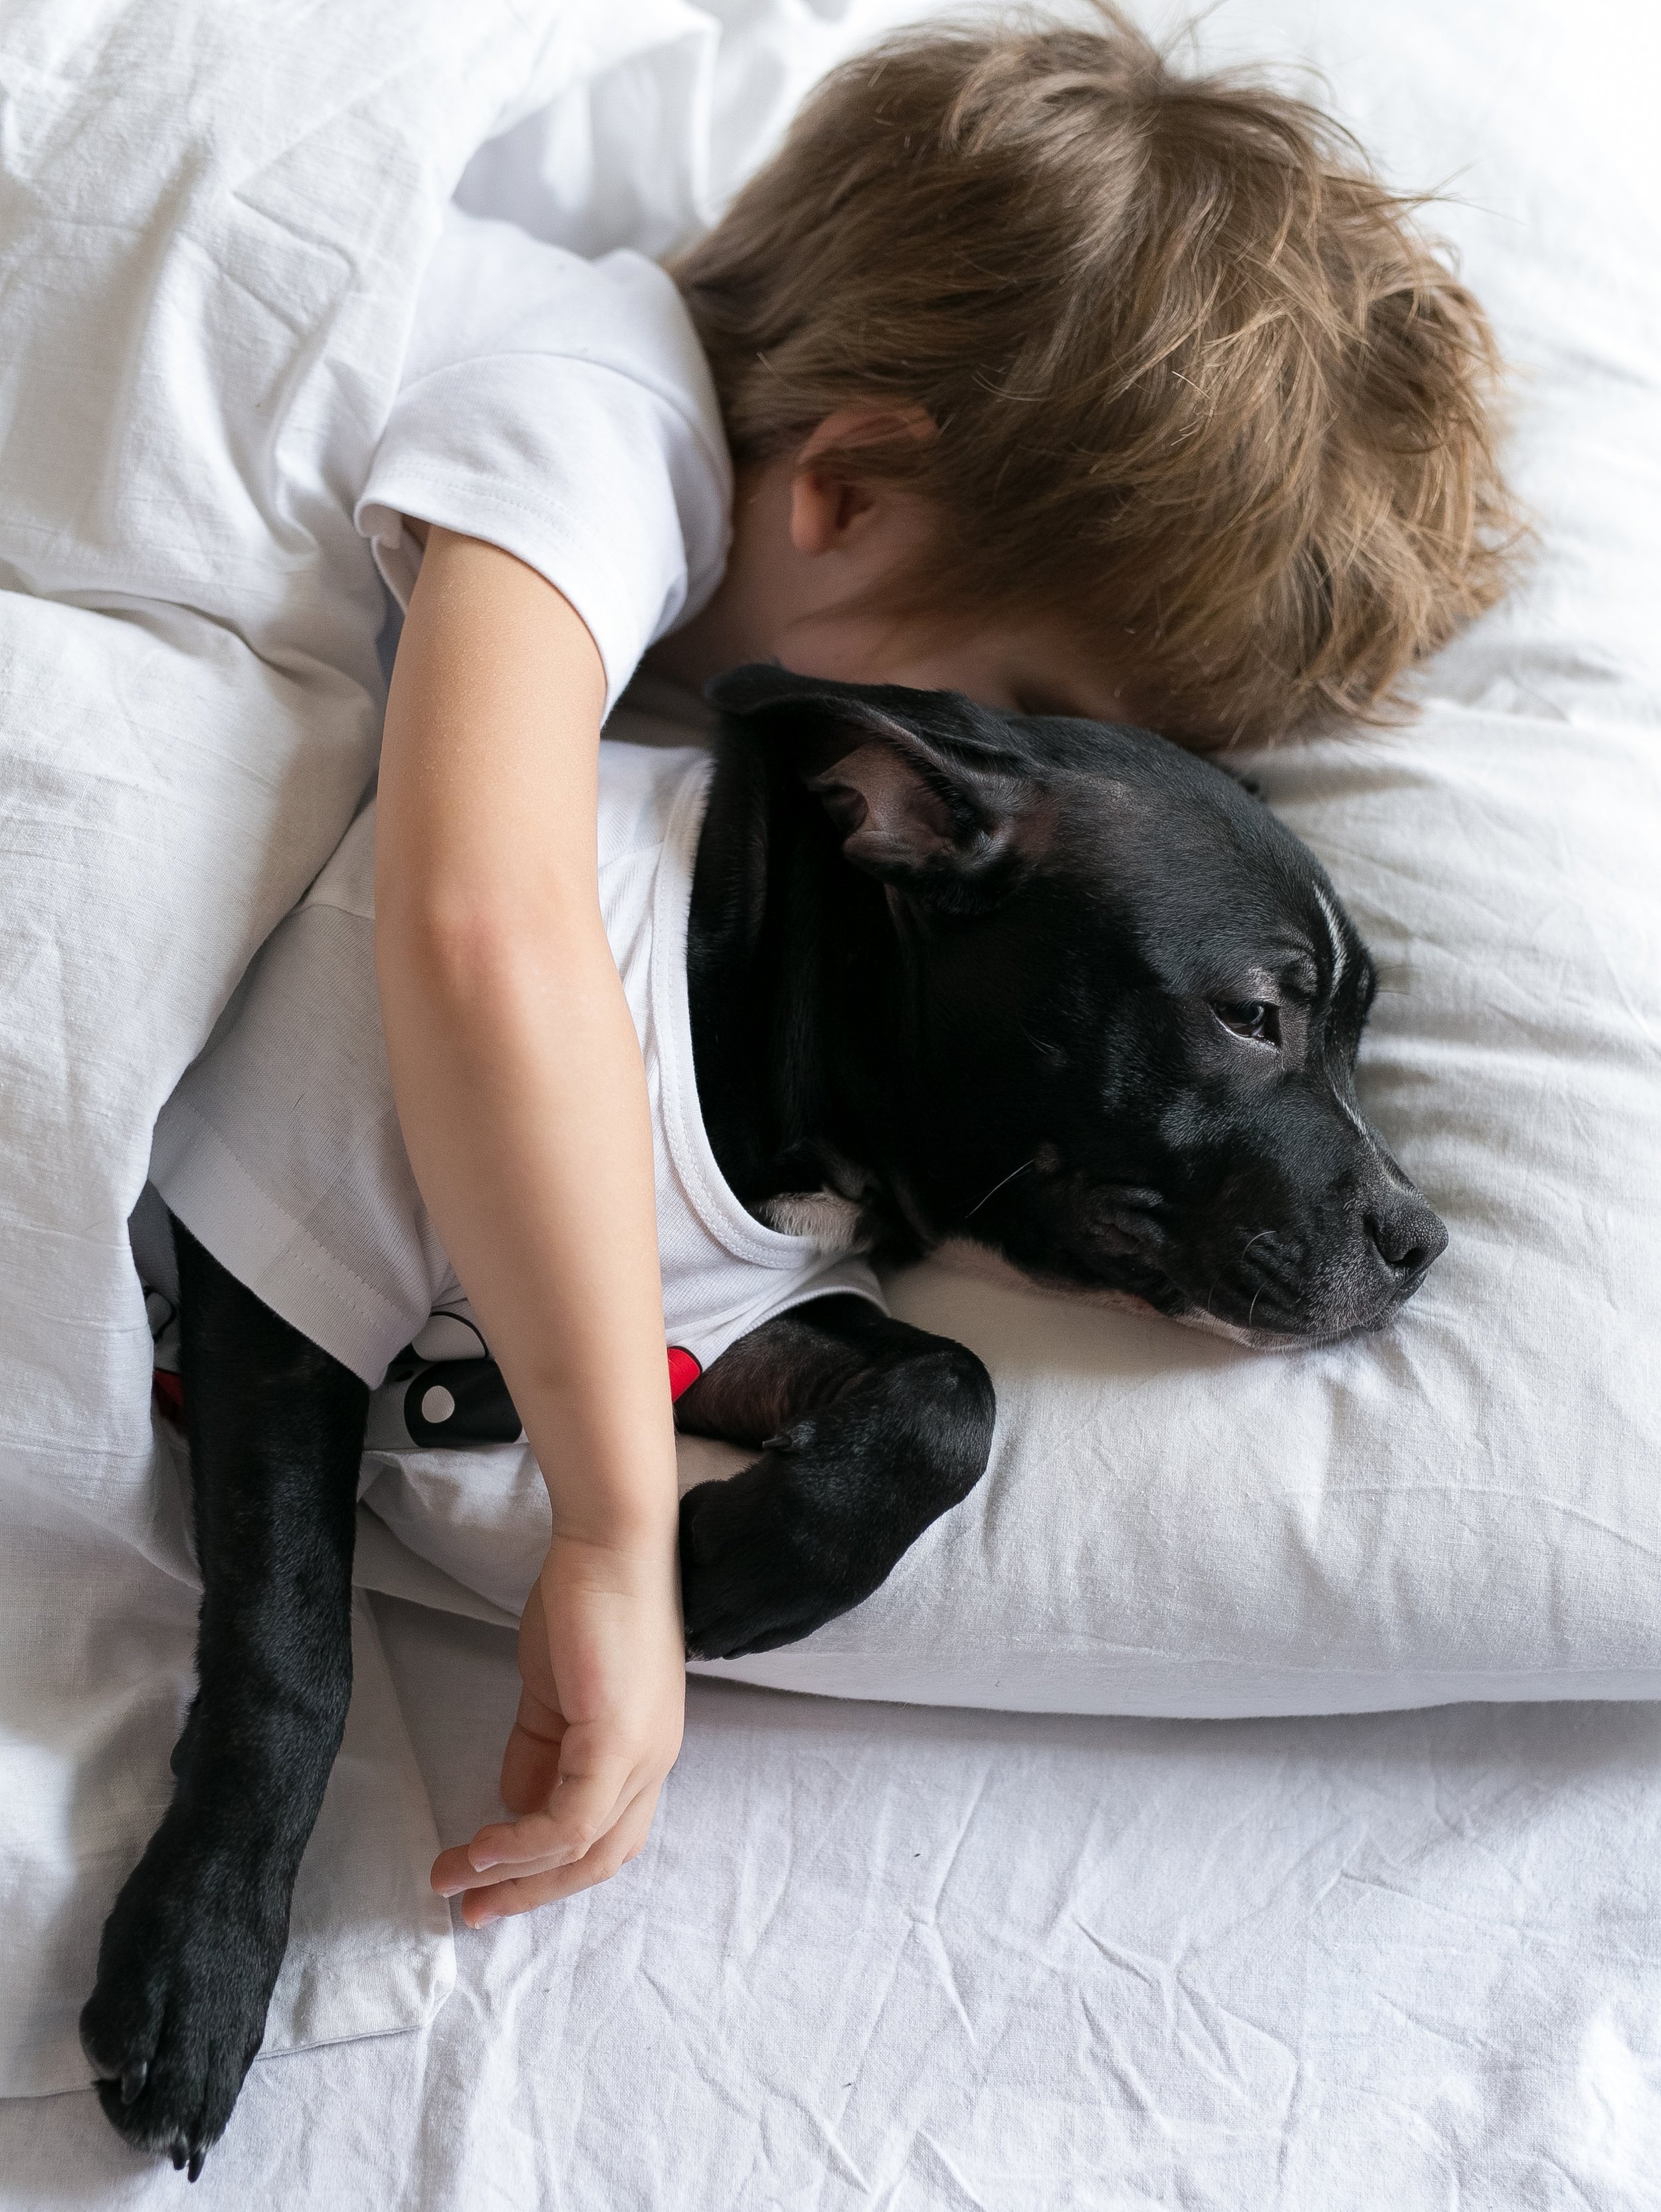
[963,1157,1037,1219]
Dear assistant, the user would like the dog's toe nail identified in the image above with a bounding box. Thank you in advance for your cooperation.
[171,2138,188,2172]
[120,2060,147,2106]
[187,2144,207,2183]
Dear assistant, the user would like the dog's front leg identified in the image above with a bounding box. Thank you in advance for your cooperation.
[80,1219,369,2178]
[674,1294,995,1661]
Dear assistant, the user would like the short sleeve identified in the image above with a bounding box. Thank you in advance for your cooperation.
[357,206,732,714]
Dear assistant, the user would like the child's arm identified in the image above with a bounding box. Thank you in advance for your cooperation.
[375,525,684,1924]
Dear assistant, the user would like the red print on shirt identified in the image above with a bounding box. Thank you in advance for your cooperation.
[666,1346,702,1401]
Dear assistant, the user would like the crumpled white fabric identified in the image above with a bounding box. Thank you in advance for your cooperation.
[12,1610,1661,2211]
[0,0,733,2099]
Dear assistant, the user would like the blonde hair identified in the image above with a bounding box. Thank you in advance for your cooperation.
[672,10,1523,746]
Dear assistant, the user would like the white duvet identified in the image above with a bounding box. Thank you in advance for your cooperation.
[0,0,727,2100]
[1,0,1657,2125]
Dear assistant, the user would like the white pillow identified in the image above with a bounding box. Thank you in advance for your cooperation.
[359,0,1661,1714]
[358,692,1661,1716]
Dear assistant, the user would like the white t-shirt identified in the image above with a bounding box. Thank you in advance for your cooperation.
[356,205,733,714]
[149,742,884,1393]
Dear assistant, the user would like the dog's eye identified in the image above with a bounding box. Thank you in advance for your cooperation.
[1213,1000,1280,1046]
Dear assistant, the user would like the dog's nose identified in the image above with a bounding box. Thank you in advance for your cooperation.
[1363,1193,1448,1281]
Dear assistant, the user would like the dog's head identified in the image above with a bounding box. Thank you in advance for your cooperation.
[712,664,1446,1346]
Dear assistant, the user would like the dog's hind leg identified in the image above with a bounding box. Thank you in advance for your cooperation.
[80,1217,369,2179]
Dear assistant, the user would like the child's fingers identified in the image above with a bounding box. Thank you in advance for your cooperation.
[458,1753,637,1883]
[430,1709,670,1898]
[429,1769,658,1904]
[431,1839,486,1895]
[458,1783,660,1926]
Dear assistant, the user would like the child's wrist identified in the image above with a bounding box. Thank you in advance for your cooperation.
[541,1516,679,1579]
[532,1421,680,1546]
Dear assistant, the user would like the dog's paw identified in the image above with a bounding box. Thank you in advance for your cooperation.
[680,1460,873,1660]
[80,1835,287,2180]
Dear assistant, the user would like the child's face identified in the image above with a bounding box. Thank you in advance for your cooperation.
[652,416,1137,727]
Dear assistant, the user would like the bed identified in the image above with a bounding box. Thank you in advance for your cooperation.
[1,0,1658,2203]
[9,1610,1661,2206]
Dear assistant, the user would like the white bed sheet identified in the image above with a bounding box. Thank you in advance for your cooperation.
[5,0,1661,2176]
[7,1594,1661,2211]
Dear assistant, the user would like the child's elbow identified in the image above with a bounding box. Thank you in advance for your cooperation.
[377,883,600,1011]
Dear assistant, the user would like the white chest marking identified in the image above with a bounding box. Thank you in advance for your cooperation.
[757,1190,866,1251]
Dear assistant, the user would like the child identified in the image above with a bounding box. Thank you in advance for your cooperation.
[359,13,1515,1927]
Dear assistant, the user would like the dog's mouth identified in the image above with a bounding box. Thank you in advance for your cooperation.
[1105,1234,1437,1346]
[1027,1253,1326,1349]
[963,1175,1437,1348]
[931,1236,1314,1349]
[1155,1221,1354,1345]
[999,1249,1412,1350]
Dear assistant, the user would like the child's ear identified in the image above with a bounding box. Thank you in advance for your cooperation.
[787,408,937,557]
[787,466,874,558]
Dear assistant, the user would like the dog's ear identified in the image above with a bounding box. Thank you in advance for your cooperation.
[804,735,1020,898]
[708,664,1044,906]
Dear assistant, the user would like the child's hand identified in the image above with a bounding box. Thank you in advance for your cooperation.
[431,1536,685,1925]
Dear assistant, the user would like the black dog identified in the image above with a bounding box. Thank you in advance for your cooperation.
[82,667,1445,2173]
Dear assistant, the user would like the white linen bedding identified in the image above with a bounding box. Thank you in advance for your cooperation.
[0,0,730,2100]
[2,0,1659,2173]
[8,1597,1661,2211]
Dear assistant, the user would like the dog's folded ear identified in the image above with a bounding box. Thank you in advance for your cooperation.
[708,664,1046,908]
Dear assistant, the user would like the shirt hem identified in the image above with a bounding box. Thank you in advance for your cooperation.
[151,1105,413,1388]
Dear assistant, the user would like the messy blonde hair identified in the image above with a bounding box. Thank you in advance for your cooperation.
[673,10,1522,746]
